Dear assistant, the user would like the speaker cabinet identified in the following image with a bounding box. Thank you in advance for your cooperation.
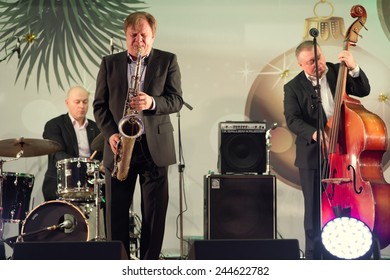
[204,174,276,239]
[188,239,300,260]
[218,121,266,174]
[12,241,128,260]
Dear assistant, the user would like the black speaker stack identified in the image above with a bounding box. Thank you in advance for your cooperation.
[193,121,299,260]
[204,174,276,240]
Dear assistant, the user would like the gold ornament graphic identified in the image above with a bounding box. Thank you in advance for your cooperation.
[245,1,390,189]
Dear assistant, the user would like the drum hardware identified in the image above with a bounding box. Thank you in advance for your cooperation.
[75,203,93,219]
[0,137,62,247]
[88,168,106,241]
[129,208,141,259]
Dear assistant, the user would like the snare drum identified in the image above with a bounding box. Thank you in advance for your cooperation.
[1,172,34,222]
[56,158,100,202]
[21,200,89,242]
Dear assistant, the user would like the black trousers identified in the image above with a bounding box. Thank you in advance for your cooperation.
[299,168,321,260]
[105,136,169,260]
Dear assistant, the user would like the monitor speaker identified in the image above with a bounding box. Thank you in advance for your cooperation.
[188,239,300,260]
[218,121,266,174]
[204,174,276,239]
[12,241,128,260]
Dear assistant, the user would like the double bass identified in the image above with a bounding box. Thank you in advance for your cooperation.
[321,5,390,249]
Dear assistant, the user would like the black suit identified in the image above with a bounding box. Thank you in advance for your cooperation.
[283,62,370,258]
[93,49,183,259]
[42,114,101,201]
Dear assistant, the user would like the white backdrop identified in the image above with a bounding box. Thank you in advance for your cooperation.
[1,0,390,258]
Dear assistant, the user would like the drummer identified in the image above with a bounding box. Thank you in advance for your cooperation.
[42,85,102,201]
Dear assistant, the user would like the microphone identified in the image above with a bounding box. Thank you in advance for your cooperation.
[110,37,114,54]
[12,37,21,59]
[46,219,74,231]
[309,28,319,38]
[59,219,74,230]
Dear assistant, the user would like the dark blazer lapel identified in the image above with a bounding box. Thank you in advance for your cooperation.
[297,72,327,120]
[298,72,316,98]
[118,51,129,102]
[86,123,97,145]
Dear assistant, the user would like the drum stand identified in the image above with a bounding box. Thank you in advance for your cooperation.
[90,169,105,241]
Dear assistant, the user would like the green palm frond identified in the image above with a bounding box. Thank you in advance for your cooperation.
[0,0,147,93]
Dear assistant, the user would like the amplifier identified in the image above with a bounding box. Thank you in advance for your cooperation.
[204,174,276,240]
[218,121,266,174]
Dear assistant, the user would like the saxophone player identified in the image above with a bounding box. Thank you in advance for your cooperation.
[93,11,184,260]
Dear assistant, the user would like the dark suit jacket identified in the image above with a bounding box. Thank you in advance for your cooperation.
[283,62,370,169]
[42,114,101,200]
[93,48,183,171]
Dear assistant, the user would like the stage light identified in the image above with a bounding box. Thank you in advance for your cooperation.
[321,217,373,259]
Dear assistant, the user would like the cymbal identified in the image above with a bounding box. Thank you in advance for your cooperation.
[91,133,104,152]
[0,137,62,158]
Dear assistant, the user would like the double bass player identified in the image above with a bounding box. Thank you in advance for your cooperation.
[283,40,370,259]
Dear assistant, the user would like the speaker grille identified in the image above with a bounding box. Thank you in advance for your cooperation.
[204,174,276,239]
[218,121,266,174]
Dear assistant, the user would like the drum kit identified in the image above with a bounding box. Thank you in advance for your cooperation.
[0,136,106,254]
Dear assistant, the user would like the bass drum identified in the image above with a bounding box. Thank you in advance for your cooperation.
[21,200,89,242]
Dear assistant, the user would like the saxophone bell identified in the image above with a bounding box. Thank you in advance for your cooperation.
[118,114,144,139]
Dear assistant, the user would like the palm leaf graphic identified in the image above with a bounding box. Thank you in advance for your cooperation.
[0,0,147,93]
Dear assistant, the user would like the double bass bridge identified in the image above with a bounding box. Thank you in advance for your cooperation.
[322,178,351,184]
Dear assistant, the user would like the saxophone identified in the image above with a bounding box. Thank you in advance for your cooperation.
[111,48,144,181]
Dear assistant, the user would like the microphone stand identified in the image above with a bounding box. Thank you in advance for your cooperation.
[5,224,61,247]
[177,101,193,259]
[311,34,325,257]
